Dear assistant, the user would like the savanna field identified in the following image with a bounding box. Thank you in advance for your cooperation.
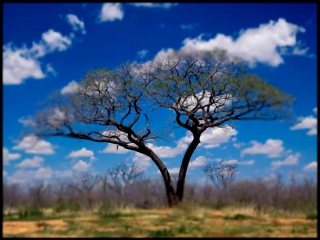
[3,204,317,237]
[3,176,317,238]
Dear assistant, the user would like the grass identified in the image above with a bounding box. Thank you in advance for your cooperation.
[305,212,317,220]
[3,205,318,238]
[222,213,254,220]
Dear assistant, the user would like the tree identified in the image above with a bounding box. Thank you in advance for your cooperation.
[203,160,238,190]
[106,162,144,206]
[26,57,294,207]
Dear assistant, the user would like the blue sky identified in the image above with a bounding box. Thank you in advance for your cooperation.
[3,3,317,185]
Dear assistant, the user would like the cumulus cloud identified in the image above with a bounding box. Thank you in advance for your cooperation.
[67,147,94,158]
[241,139,284,158]
[66,14,86,34]
[222,159,238,165]
[137,49,148,59]
[177,91,233,113]
[132,152,152,170]
[303,161,317,172]
[167,167,180,175]
[271,153,300,168]
[189,156,208,169]
[199,126,238,149]
[130,3,178,8]
[3,44,46,84]
[15,156,44,168]
[3,29,73,85]
[47,108,67,128]
[8,167,53,183]
[99,144,131,154]
[3,147,21,165]
[73,160,91,171]
[35,167,53,179]
[12,135,55,155]
[54,170,73,178]
[152,18,307,67]
[98,3,124,22]
[61,80,80,94]
[238,160,255,165]
[181,23,196,30]
[290,109,317,136]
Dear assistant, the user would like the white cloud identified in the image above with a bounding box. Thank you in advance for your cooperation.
[130,3,178,8]
[72,160,91,171]
[3,29,73,85]
[181,23,196,29]
[137,49,148,59]
[30,29,72,58]
[167,167,180,175]
[238,160,255,165]
[233,143,241,149]
[47,108,67,128]
[66,14,86,34]
[98,3,124,22]
[45,63,56,76]
[3,147,21,165]
[3,44,46,84]
[12,135,55,155]
[8,167,53,183]
[290,115,317,136]
[3,170,7,177]
[241,139,284,158]
[271,153,300,168]
[153,18,307,67]
[54,170,73,178]
[222,159,238,165]
[35,167,53,179]
[15,156,44,168]
[67,147,94,158]
[313,107,317,115]
[145,142,186,158]
[99,144,131,154]
[177,91,233,113]
[132,125,237,160]
[61,80,80,94]
[189,156,208,169]
[200,126,238,149]
[132,152,152,170]
[40,29,72,53]
[303,161,317,172]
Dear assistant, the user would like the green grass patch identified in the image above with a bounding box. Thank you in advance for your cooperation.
[291,226,308,234]
[305,212,317,220]
[186,215,202,221]
[222,213,253,220]
[224,226,257,236]
[148,228,176,237]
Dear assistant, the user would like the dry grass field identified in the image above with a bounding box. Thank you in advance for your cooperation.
[3,204,317,237]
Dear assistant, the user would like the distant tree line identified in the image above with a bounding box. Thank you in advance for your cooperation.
[3,162,317,214]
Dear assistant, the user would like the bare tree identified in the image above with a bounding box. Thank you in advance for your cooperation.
[75,172,101,210]
[106,163,144,205]
[26,57,294,207]
[3,181,23,209]
[203,160,238,190]
[27,181,51,208]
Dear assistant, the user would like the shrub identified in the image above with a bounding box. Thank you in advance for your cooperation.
[53,200,82,213]
[223,213,253,220]
[17,205,43,219]
[305,212,317,220]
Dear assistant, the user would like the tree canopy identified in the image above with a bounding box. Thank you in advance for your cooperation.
[27,58,295,207]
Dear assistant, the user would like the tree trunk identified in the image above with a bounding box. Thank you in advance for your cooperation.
[176,135,201,202]
[140,145,178,207]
